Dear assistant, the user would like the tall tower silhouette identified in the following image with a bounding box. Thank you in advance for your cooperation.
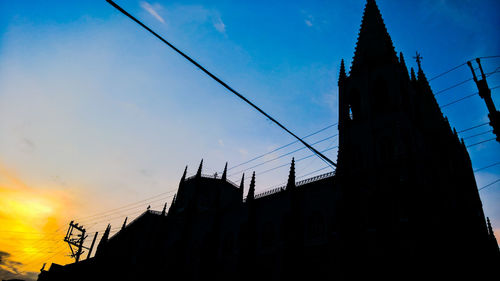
[336,0,495,279]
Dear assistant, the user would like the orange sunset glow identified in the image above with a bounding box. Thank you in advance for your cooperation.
[0,164,74,275]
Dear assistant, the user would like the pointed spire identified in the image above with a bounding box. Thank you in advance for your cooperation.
[247,172,256,201]
[221,162,228,181]
[414,52,431,90]
[103,224,111,241]
[168,194,177,214]
[239,173,245,201]
[286,158,296,191]
[338,59,346,86]
[410,67,416,82]
[180,165,187,183]
[96,224,111,256]
[196,159,203,178]
[351,0,397,74]
[161,202,167,216]
[121,217,127,230]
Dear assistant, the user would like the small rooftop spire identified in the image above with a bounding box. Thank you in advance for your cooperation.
[121,217,128,230]
[96,224,111,256]
[338,59,346,86]
[168,194,177,214]
[286,158,296,191]
[410,67,416,82]
[196,159,203,178]
[221,162,228,181]
[161,202,167,216]
[180,165,187,183]
[247,172,256,201]
[239,173,245,201]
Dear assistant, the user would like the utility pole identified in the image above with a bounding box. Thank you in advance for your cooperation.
[64,221,91,263]
[468,58,500,142]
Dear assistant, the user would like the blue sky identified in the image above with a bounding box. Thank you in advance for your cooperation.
[0,0,499,275]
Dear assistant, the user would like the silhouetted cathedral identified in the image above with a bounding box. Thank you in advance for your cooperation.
[38,1,499,280]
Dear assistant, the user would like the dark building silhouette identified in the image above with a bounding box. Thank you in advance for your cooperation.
[37,1,499,280]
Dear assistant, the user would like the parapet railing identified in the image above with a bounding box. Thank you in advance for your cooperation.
[254,171,335,199]
[185,173,240,188]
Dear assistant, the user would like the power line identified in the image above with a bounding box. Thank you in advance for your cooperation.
[257,145,338,176]
[74,123,340,225]
[479,55,500,60]
[458,122,489,133]
[75,189,176,221]
[434,67,499,96]
[474,161,500,172]
[106,0,336,168]
[228,134,338,177]
[440,85,499,108]
[464,130,493,140]
[478,178,500,191]
[429,63,467,81]
[466,137,497,148]
[228,123,337,171]
[429,55,500,81]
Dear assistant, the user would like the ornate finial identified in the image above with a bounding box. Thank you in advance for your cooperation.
[196,159,203,178]
[286,158,296,191]
[413,51,423,71]
[221,162,228,181]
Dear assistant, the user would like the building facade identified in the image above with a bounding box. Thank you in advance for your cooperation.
[38,1,499,280]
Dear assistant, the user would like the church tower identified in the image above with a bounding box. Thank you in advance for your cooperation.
[336,0,495,278]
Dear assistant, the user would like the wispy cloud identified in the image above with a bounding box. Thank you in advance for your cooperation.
[140,1,165,24]
[302,11,314,27]
[212,15,226,34]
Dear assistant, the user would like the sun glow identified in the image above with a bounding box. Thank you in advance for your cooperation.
[0,164,74,276]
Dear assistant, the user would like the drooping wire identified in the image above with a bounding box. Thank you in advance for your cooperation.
[474,161,500,172]
[105,0,336,168]
[478,178,500,191]
[440,85,499,108]
[429,55,500,81]
[228,123,337,171]
[466,138,496,148]
[228,134,338,177]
